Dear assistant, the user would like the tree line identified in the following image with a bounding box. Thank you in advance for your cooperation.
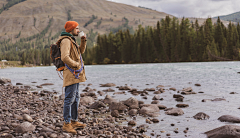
[82,16,240,64]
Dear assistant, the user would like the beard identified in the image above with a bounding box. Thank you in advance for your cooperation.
[71,30,79,36]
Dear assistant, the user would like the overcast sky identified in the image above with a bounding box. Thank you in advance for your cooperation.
[107,0,240,18]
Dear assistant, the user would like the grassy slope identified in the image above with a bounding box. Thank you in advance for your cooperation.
[0,0,173,42]
[213,11,240,23]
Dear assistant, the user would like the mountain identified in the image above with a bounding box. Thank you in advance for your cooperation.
[0,0,173,42]
[213,11,240,23]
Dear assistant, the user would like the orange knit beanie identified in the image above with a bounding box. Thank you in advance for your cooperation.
[64,21,79,32]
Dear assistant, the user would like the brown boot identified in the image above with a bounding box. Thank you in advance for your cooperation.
[71,120,86,129]
[62,122,77,134]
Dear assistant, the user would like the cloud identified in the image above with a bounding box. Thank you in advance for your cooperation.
[108,0,240,18]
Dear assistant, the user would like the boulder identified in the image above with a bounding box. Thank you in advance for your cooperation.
[153,91,161,94]
[156,85,164,88]
[128,109,138,116]
[181,91,197,95]
[36,85,43,88]
[0,77,11,84]
[14,114,23,120]
[218,115,240,123]
[109,102,128,111]
[103,95,118,104]
[182,87,192,92]
[195,84,201,86]
[80,96,95,105]
[119,86,132,90]
[89,101,106,109]
[103,88,115,92]
[145,88,155,91]
[15,122,36,133]
[100,83,116,87]
[176,104,189,108]
[152,95,161,100]
[151,100,159,104]
[111,110,119,117]
[128,120,136,126]
[40,83,54,86]
[193,112,210,120]
[139,104,160,117]
[97,91,105,96]
[156,105,167,110]
[205,125,240,138]
[175,97,184,102]
[173,94,184,98]
[169,88,176,91]
[165,108,184,116]
[22,114,33,122]
[124,97,139,109]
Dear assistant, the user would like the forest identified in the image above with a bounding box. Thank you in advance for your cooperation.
[83,16,240,64]
[0,16,240,66]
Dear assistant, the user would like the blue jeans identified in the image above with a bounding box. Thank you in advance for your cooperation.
[63,83,80,123]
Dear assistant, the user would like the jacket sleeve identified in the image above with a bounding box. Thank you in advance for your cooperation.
[60,39,80,68]
[79,38,87,54]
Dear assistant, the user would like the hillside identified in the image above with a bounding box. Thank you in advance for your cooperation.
[213,11,240,23]
[0,0,173,42]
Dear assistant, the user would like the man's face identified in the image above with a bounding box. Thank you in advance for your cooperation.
[71,26,80,36]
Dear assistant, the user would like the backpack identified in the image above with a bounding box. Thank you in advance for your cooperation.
[50,37,73,79]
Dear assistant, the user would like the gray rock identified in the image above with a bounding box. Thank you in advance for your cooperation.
[151,100,159,104]
[103,88,115,92]
[15,122,36,133]
[182,87,192,92]
[111,110,119,117]
[40,83,54,86]
[40,127,54,133]
[218,115,240,123]
[173,94,184,98]
[89,101,106,109]
[128,109,138,116]
[193,112,210,120]
[169,88,176,91]
[22,114,33,122]
[49,133,58,138]
[152,95,161,100]
[119,86,132,90]
[128,120,136,126]
[0,77,11,84]
[139,104,160,117]
[205,125,240,138]
[181,91,197,95]
[14,114,23,120]
[80,96,95,105]
[103,95,118,105]
[124,97,139,109]
[165,108,184,116]
[109,102,128,111]
[176,104,189,108]
[100,83,116,87]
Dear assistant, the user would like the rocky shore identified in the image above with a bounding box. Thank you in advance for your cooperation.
[1,77,240,138]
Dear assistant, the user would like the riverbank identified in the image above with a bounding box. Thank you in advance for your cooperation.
[0,61,40,69]
[1,78,239,138]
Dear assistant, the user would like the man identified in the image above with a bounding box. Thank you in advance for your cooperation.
[58,21,87,134]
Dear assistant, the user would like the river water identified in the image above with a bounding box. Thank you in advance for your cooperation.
[1,61,240,137]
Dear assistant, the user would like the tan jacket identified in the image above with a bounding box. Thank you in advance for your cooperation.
[58,36,87,87]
